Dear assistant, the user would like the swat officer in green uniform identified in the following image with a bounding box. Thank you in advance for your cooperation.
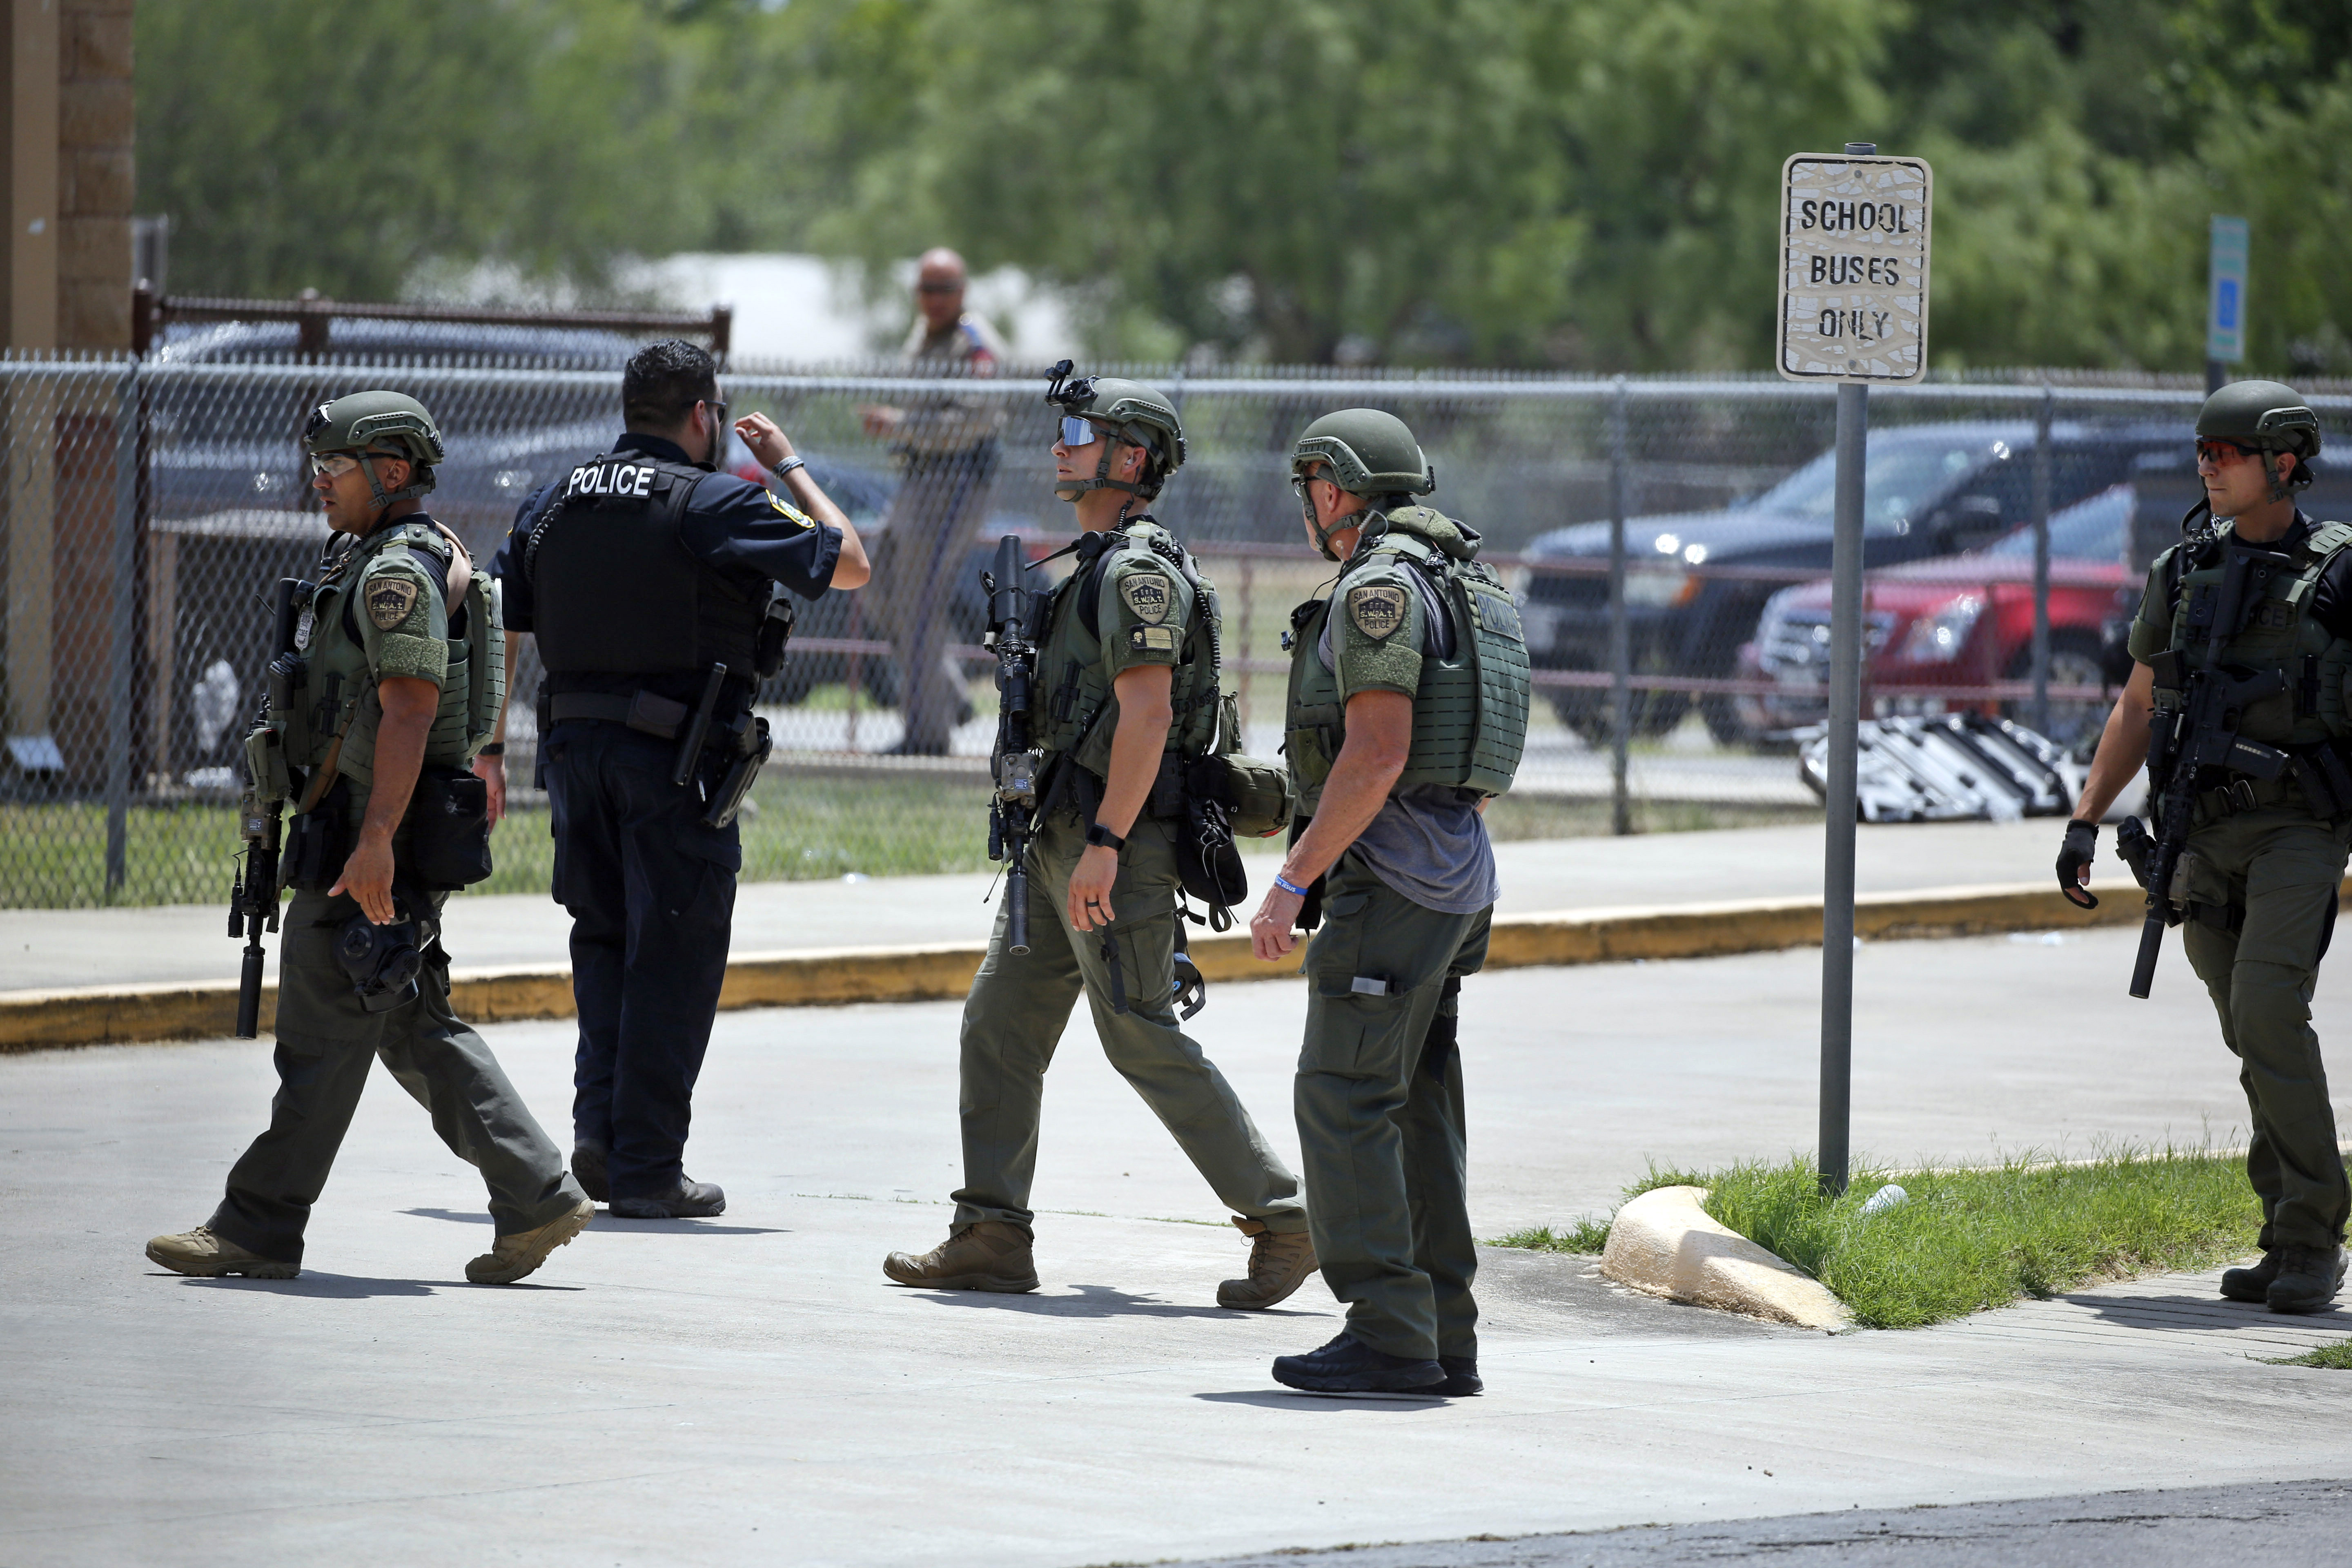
[884,368,1315,1306]
[145,392,592,1287]
[2061,379,2350,1314]
[1251,409,1529,1394]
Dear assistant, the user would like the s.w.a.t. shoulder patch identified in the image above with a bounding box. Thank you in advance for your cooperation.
[1119,570,1173,626]
[1346,584,1408,641]
[367,577,421,631]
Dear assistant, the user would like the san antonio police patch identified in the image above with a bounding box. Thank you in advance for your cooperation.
[1347,584,1408,641]
[1119,570,1173,626]
[367,577,421,632]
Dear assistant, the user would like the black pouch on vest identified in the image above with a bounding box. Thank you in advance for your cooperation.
[1171,796,1249,927]
[408,765,494,890]
[284,777,354,893]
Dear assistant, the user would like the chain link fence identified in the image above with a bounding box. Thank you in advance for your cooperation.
[4,352,2348,908]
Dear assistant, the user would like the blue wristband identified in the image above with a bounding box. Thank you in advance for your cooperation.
[1273,873,1310,898]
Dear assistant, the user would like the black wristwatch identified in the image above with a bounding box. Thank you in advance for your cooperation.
[1085,822,1127,851]
[477,743,505,757]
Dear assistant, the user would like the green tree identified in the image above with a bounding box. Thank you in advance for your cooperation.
[136,0,799,300]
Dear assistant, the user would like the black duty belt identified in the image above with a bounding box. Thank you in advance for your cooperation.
[546,690,691,740]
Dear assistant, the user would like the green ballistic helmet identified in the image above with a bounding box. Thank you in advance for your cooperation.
[2199,378,2322,504]
[2198,379,2323,459]
[1289,408,1435,559]
[1044,361,1186,503]
[1289,408,1434,499]
[302,390,444,506]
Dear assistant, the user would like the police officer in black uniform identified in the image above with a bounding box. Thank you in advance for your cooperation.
[489,340,869,1218]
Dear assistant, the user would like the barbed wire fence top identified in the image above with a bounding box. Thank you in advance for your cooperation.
[3,353,2345,907]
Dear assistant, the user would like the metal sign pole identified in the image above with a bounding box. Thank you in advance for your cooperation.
[1819,375,1866,1196]
[1775,138,1932,1197]
[1608,375,1632,837]
[2031,383,2053,736]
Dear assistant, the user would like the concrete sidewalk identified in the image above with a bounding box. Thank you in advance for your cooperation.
[4,926,2348,1565]
[0,818,2102,992]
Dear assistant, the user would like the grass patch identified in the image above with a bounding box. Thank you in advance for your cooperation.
[2268,1341,2352,1369]
[477,768,1000,894]
[1492,1215,1615,1254]
[4,774,1817,908]
[1494,1147,2262,1330]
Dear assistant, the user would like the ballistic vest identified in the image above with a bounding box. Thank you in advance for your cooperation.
[278,518,503,792]
[1283,506,1530,813]
[524,448,764,681]
[2155,517,2352,747]
[1032,519,1223,779]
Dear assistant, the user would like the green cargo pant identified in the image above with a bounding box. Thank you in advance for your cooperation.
[955,813,1307,1234]
[208,886,586,1266]
[1294,855,1492,1362]
[2174,807,2352,1251]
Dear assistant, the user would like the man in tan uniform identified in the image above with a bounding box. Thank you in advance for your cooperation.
[860,248,1010,754]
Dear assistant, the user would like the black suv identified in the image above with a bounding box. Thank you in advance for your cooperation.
[1517,420,2184,746]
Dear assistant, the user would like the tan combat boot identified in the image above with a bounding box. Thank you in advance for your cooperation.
[882,1221,1039,1292]
[466,1197,596,1285]
[1218,1216,1317,1309]
[145,1226,298,1280]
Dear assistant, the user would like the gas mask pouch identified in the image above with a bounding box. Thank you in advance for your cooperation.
[336,896,428,1013]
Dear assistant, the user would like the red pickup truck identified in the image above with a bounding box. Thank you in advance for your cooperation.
[1734,484,2132,748]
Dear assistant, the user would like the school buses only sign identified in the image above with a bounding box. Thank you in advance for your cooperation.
[1777,153,1933,383]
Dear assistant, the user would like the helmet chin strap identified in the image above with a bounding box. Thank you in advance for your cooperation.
[2267,452,2296,504]
[1056,430,1158,506]
[354,449,432,521]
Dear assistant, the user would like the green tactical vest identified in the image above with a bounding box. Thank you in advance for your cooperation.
[2154,518,2352,747]
[276,519,505,797]
[1284,506,1531,814]
[1031,520,1224,780]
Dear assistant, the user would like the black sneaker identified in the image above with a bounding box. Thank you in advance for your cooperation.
[571,1143,610,1205]
[1272,1333,1444,1394]
[2220,1250,2281,1303]
[2267,1243,2347,1315]
[1436,1355,1482,1396]
[608,1179,726,1220]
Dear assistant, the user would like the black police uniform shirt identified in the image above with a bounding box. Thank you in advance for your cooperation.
[494,431,843,706]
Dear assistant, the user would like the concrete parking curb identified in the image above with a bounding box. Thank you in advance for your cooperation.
[0,876,2146,1054]
[1600,1184,1854,1332]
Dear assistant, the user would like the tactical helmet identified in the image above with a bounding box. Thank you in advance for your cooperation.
[1044,361,1185,505]
[2198,379,2321,500]
[302,390,444,506]
[1289,409,1434,499]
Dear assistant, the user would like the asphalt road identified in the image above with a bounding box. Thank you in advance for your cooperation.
[4,927,2350,1565]
[1167,1479,2352,1568]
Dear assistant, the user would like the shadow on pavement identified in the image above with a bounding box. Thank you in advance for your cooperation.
[1192,1390,1452,1411]
[2071,1292,2352,1332]
[899,1283,1283,1320]
[163,1271,443,1299]
[401,1207,788,1237]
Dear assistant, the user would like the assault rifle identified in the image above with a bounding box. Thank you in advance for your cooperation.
[2126,541,2295,998]
[229,577,308,1038]
[982,533,1044,955]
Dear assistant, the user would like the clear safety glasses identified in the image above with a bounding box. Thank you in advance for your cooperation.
[1057,415,1102,449]
[306,451,364,480]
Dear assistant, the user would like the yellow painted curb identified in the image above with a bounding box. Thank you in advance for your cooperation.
[0,875,2178,1055]
[1600,1184,1853,1332]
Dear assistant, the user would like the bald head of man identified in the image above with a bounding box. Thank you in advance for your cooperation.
[915,248,968,332]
